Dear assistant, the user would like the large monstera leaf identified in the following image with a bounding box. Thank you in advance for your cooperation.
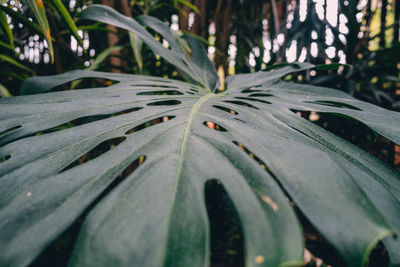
[1,5,400,267]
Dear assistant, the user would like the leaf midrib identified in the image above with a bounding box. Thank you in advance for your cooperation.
[173,93,216,183]
[162,92,216,265]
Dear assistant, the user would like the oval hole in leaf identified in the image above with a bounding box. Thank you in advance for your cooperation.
[234,97,271,104]
[212,105,239,115]
[60,136,127,173]
[232,141,275,177]
[181,59,189,67]
[137,90,183,95]
[295,206,347,266]
[55,99,72,103]
[305,100,362,111]
[187,91,195,95]
[107,95,121,98]
[131,84,178,89]
[147,100,182,106]
[203,121,228,132]
[31,155,147,267]
[205,179,245,267]
[234,118,246,123]
[125,116,176,135]
[241,85,263,93]
[0,125,22,138]
[56,78,119,91]
[367,242,390,267]
[0,155,11,163]
[231,141,299,208]
[38,107,143,136]
[307,112,397,167]
[223,100,259,110]
[248,93,273,97]
[118,155,146,178]
[146,78,174,83]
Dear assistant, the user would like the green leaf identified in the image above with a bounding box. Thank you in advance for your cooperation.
[25,0,54,62]
[0,40,15,51]
[79,4,219,91]
[1,8,400,267]
[173,0,200,13]
[0,10,14,50]
[51,0,83,47]
[129,32,143,73]
[0,54,34,74]
[0,5,42,35]
[86,46,124,72]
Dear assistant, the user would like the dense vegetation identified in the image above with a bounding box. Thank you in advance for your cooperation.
[0,0,400,266]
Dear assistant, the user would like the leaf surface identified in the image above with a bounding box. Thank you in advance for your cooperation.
[1,6,400,267]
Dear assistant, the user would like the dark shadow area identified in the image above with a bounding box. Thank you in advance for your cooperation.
[137,90,183,95]
[51,78,119,91]
[223,100,259,110]
[295,207,347,267]
[205,179,245,267]
[60,136,127,173]
[38,107,143,136]
[314,112,398,170]
[29,155,146,267]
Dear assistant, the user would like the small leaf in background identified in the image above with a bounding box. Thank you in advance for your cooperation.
[25,0,54,62]
[0,83,12,97]
[174,0,200,14]
[51,0,83,47]
[0,40,14,51]
[70,46,123,89]
[0,10,14,50]
[129,32,143,74]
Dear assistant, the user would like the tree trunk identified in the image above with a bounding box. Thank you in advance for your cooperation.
[100,0,132,72]
[178,2,191,31]
[214,0,234,74]
[191,0,210,40]
[380,0,388,49]
[394,0,400,44]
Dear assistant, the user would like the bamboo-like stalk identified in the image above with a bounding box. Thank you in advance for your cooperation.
[380,0,388,49]
[394,0,400,43]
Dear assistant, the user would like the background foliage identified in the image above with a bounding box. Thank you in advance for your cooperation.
[0,0,400,266]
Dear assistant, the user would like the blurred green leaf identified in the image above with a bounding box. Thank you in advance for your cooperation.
[0,40,14,52]
[0,5,42,34]
[0,54,34,74]
[25,0,54,62]
[70,45,124,89]
[51,0,83,47]
[0,83,12,97]
[174,0,200,14]
[129,32,143,73]
[0,10,14,50]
